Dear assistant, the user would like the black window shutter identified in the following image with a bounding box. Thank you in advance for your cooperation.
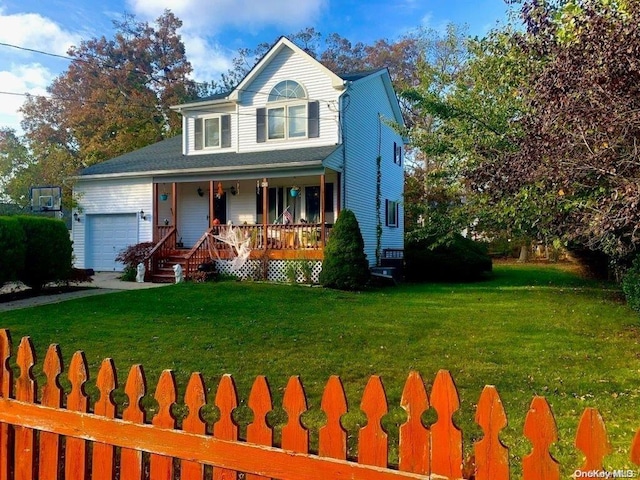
[221,115,231,148]
[256,108,266,143]
[194,118,203,150]
[308,101,319,138]
[385,199,389,226]
[397,144,402,165]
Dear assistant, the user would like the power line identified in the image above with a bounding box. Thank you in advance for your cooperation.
[0,90,341,123]
[0,41,349,105]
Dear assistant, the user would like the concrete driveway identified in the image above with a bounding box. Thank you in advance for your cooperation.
[0,273,171,312]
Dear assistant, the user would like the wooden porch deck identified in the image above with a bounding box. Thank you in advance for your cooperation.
[146,224,330,282]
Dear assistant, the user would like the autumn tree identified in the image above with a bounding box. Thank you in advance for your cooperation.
[15,10,195,206]
[473,0,640,268]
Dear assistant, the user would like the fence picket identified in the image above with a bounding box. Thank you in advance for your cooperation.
[39,345,63,480]
[181,373,207,480]
[65,352,89,480]
[1,328,640,480]
[632,429,640,465]
[15,337,36,480]
[399,371,429,475]
[92,359,117,480]
[151,370,177,480]
[282,376,309,453]
[522,396,559,480]
[358,375,388,468]
[319,375,347,460]
[474,386,509,480]
[0,330,12,480]
[575,408,611,472]
[246,375,273,480]
[430,369,462,479]
[213,374,239,480]
[120,365,146,480]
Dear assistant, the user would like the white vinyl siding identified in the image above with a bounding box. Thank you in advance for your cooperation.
[177,182,209,247]
[185,107,236,155]
[340,74,404,265]
[237,46,341,152]
[72,177,153,269]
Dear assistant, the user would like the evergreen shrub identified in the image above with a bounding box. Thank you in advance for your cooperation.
[622,255,640,314]
[405,227,492,282]
[0,216,26,285]
[15,216,73,290]
[319,209,370,290]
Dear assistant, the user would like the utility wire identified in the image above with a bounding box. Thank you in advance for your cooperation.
[0,41,348,105]
[0,90,341,123]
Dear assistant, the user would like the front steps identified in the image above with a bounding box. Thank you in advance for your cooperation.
[151,249,189,283]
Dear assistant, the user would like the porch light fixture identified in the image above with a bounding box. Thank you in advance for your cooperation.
[197,187,204,197]
[216,182,224,199]
[73,212,80,222]
[139,210,146,220]
[230,185,237,196]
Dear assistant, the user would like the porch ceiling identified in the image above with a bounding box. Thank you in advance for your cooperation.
[79,136,341,178]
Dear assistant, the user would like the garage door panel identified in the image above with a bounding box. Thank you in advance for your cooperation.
[87,214,138,271]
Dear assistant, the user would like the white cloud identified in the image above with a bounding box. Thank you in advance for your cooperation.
[0,64,53,132]
[181,34,233,83]
[0,7,82,56]
[126,0,327,81]
[128,0,326,31]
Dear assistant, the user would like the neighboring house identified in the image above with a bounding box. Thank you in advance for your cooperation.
[72,37,405,282]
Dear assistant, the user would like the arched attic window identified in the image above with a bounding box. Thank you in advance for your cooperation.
[257,80,320,142]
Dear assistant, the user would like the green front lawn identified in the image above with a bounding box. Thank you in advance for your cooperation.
[1,263,639,473]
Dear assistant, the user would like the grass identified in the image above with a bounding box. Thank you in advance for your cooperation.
[1,262,639,474]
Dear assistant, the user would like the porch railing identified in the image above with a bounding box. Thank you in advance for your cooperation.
[144,226,176,280]
[184,227,215,279]
[209,223,331,251]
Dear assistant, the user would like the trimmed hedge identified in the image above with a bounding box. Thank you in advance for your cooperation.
[622,255,640,314]
[405,228,492,282]
[0,217,26,285]
[14,216,73,290]
[319,209,370,290]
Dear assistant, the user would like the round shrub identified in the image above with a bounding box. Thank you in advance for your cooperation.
[15,216,73,290]
[319,209,370,290]
[0,216,26,285]
[405,227,492,282]
[622,255,640,314]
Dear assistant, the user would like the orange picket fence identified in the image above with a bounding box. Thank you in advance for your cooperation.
[0,329,639,479]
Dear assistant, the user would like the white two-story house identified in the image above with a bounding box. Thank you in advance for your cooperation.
[72,37,405,282]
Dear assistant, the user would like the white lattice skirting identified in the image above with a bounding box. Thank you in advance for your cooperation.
[215,259,323,283]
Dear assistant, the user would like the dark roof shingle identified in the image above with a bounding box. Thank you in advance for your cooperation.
[80,136,340,176]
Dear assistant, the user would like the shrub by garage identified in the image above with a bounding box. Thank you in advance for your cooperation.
[15,216,73,291]
[0,216,26,285]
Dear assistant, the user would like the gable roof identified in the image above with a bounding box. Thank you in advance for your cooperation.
[230,37,346,101]
[78,136,341,178]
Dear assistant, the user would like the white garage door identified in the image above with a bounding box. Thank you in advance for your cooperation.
[86,214,138,271]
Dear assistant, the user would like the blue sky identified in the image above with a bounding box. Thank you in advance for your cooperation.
[0,0,515,132]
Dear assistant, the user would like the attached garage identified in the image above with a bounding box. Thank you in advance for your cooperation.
[85,214,138,271]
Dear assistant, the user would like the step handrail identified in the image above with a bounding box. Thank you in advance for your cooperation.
[184,226,215,280]
[144,226,177,280]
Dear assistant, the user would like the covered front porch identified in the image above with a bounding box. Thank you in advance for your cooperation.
[146,171,340,281]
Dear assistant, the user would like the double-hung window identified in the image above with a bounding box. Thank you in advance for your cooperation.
[194,115,231,150]
[257,80,319,142]
[386,199,399,227]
